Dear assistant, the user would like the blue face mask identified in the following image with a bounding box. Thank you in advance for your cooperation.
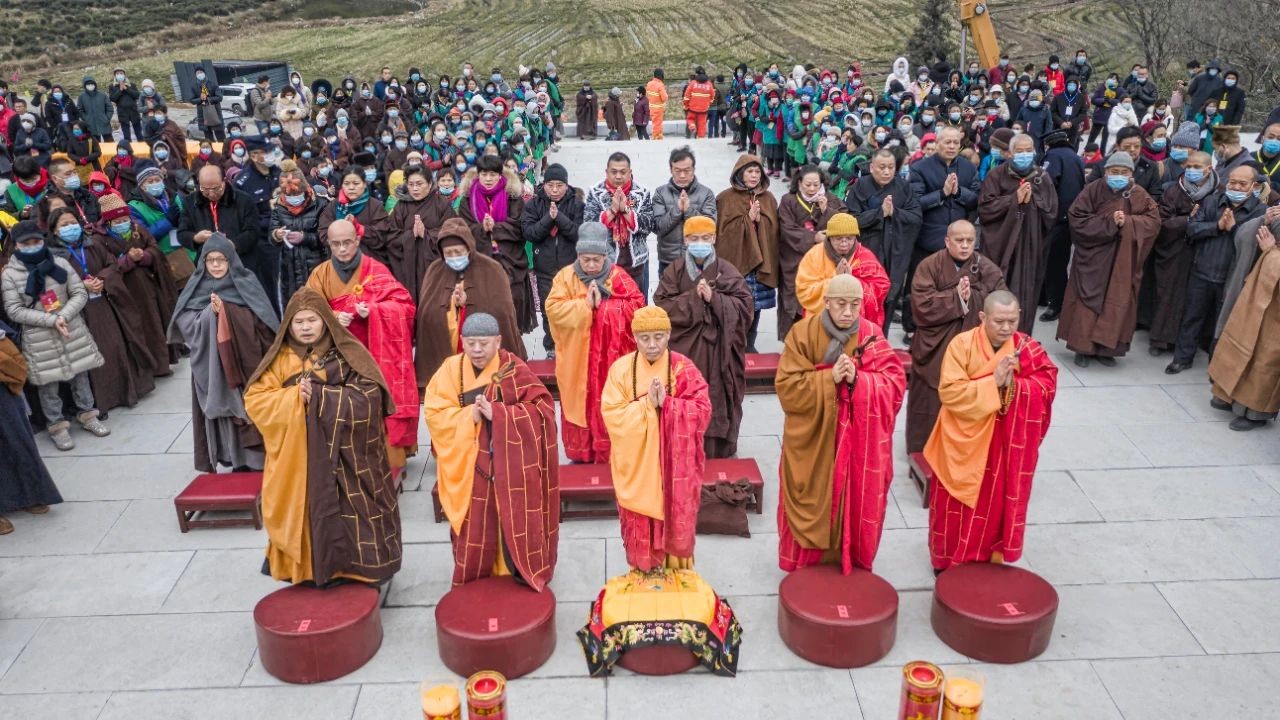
[439,186,455,196]
[318,166,333,177]
[58,224,83,243]
[1183,168,1205,184]
[686,242,714,259]
[1170,148,1190,162]
[285,194,305,207]
[111,220,133,236]
[63,175,81,191]
[17,243,44,257]
[1225,189,1249,204]
[301,150,313,159]
[145,182,166,197]
[1106,175,1130,192]
[1028,100,1042,109]
[1263,139,1280,156]
[1151,138,1167,151]
[1066,83,1078,93]
[154,150,169,161]
[364,169,377,183]
[445,255,470,272]
[1012,152,1036,170]
[230,130,242,139]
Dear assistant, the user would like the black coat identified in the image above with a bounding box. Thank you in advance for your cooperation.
[1043,147,1087,223]
[1122,78,1158,117]
[845,174,924,319]
[177,185,263,269]
[522,185,585,278]
[109,82,141,119]
[270,197,330,302]
[909,154,980,252]
[1050,91,1089,141]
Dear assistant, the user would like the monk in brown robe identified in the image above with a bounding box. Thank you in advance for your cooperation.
[415,217,525,388]
[245,288,401,586]
[387,166,457,300]
[603,88,631,141]
[423,313,559,589]
[977,133,1058,335]
[654,216,754,457]
[1148,152,1216,355]
[1057,153,1161,367]
[778,166,846,338]
[1209,211,1280,431]
[716,155,780,352]
[907,220,1006,452]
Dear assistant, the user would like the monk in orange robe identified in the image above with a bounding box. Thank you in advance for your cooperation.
[925,290,1058,572]
[245,289,401,585]
[423,313,559,590]
[305,219,418,471]
[545,222,645,463]
[794,212,891,328]
[776,275,906,574]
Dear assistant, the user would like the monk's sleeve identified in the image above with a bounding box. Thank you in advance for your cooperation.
[776,323,837,415]
[794,249,828,315]
[976,173,1019,225]
[423,359,480,533]
[1034,178,1059,229]
[936,337,1002,421]
[601,359,664,520]
[545,272,592,336]
[911,261,972,328]
[1068,188,1121,247]
[857,249,891,309]
[654,275,708,331]
[244,353,310,564]
[1128,192,1163,255]
[661,362,712,558]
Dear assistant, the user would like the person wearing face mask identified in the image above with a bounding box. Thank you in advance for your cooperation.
[1164,164,1266,376]
[1058,152,1161,368]
[1122,65,1158,118]
[11,113,53,167]
[270,161,330,303]
[520,163,582,357]
[1041,55,1065,95]
[378,130,411,178]
[1051,73,1090,147]
[575,81,600,139]
[275,87,307,138]
[102,139,143,198]
[977,133,1059,334]
[143,106,190,166]
[59,120,101,182]
[1253,123,1280,194]
[40,156,101,226]
[1107,93,1141,144]
[1086,74,1124,153]
[1014,90,1053,155]
[190,138,223,178]
[146,140,183,188]
[41,84,79,139]
[186,68,225,142]
[233,139,285,304]
[632,86,652,141]
[754,89,787,177]
[74,76,113,142]
[458,154,532,331]
[108,68,143,144]
[179,164,263,289]
[415,216,525,388]
[1187,59,1223,118]
[1,219,108,452]
[1144,147,1214,356]
[352,82,385,140]
[317,168,390,271]
[1212,70,1248,127]
[128,165,191,286]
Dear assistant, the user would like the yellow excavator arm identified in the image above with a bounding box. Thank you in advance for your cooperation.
[957,0,1001,70]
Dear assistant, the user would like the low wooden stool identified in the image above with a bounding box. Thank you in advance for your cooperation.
[174,472,263,532]
[907,452,934,509]
[744,352,781,395]
[778,564,898,668]
[932,563,1059,663]
[254,583,383,683]
[526,358,558,399]
[436,576,557,679]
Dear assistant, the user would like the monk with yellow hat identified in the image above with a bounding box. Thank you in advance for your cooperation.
[794,212,891,327]
[924,290,1058,572]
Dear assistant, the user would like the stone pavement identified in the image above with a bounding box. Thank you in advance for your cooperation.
[3,135,1279,719]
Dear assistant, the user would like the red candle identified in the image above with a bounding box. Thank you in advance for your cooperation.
[899,661,944,720]
[465,670,506,720]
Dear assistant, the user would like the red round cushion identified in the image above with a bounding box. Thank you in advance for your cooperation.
[254,583,383,684]
[778,565,898,668]
[435,577,556,679]
[931,563,1059,663]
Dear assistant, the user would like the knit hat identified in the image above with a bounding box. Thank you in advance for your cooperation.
[824,274,863,300]
[1170,121,1201,149]
[461,312,500,338]
[826,213,860,237]
[576,222,611,256]
[136,165,165,186]
[631,306,671,333]
[683,215,715,236]
[11,219,43,245]
[1140,120,1163,137]
[990,128,1016,151]
[1211,125,1241,146]
[141,78,155,90]
[610,87,621,98]
[19,113,36,126]
[1104,152,1135,171]
[98,192,131,222]
[544,163,568,184]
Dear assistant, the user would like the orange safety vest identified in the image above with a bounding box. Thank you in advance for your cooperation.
[684,80,714,113]
[646,79,668,110]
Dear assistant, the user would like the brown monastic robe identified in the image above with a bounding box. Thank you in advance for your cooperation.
[603,96,631,140]
[1057,179,1161,357]
[457,171,532,333]
[1147,178,1201,351]
[1210,244,1280,418]
[91,224,176,376]
[653,256,754,457]
[716,155,780,289]
[906,249,1006,452]
[386,190,457,300]
[318,199,391,265]
[777,191,846,338]
[977,163,1058,334]
[414,218,526,388]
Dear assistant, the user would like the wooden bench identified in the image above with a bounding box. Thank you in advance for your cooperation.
[430,457,766,522]
[744,353,780,394]
[907,452,934,509]
[526,358,558,399]
[174,471,263,532]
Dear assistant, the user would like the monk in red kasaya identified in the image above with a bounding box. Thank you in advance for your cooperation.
[776,275,906,573]
[925,290,1057,572]
[305,218,419,470]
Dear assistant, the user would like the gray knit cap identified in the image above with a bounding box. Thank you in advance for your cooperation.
[461,312,500,338]
[1104,152,1135,171]
[136,165,165,185]
[1170,121,1201,149]
[576,222,611,256]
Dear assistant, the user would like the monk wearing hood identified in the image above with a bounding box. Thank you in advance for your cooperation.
[778,167,847,337]
[245,288,402,585]
[654,216,753,458]
[423,313,559,589]
[716,155,780,352]
[168,234,278,472]
[415,216,525,387]
[777,275,906,573]
[794,212,891,327]
[545,222,644,462]
[387,166,457,300]
[305,218,418,470]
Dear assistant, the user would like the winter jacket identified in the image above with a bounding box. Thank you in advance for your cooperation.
[582,181,655,268]
[651,177,719,264]
[12,126,53,166]
[1107,103,1140,136]
[1091,84,1125,127]
[177,183,263,265]
[109,81,142,120]
[75,80,114,137]
[1,255,104,386]
[1122,77,1158,117]
[1015,103,1054,151]
[523,185,585,278]
[249,86,274,123]
[275,95,308,137]
[1187,62,1224,115]
[187,78,224,127]
[1212,84,1248,126]
[909,153,981,252]
[270,195,330,302]
[43,95,78,131]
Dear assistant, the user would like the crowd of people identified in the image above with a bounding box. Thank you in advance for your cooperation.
[1,49,1279,556]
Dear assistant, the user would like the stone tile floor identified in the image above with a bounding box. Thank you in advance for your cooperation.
[2,136,1278,718]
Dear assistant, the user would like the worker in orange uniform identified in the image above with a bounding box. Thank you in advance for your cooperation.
[683,67,715,139]
[646,68,669,140]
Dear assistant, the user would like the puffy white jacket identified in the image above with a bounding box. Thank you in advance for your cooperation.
[1,255,104,386]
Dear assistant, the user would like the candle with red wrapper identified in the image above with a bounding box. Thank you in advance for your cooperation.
[899,661,944,720]
[465,670,506,719]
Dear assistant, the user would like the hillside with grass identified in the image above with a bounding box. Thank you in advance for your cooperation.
[3,0,1154,101]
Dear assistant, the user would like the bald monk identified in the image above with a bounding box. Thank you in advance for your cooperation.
[977,133,1058,334]
[305,219,419,470]
[653,215,754,458]
[423,313,559,589]
[777,275,906,573]
[600,306,712,571]
[794,212,891,328]
[415,217,525,389]
[925,291,1058,572]
[545,222,645,463]
[244,288,401,585]
[906,220,1007,452]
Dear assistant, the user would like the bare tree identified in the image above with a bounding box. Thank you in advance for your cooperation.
[1116,0,1186,85]
[1175,0,1280,125]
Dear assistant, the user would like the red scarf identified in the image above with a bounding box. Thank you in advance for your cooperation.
[601,178,637,243]
[469,175,509,225]
[16,168,49,197]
